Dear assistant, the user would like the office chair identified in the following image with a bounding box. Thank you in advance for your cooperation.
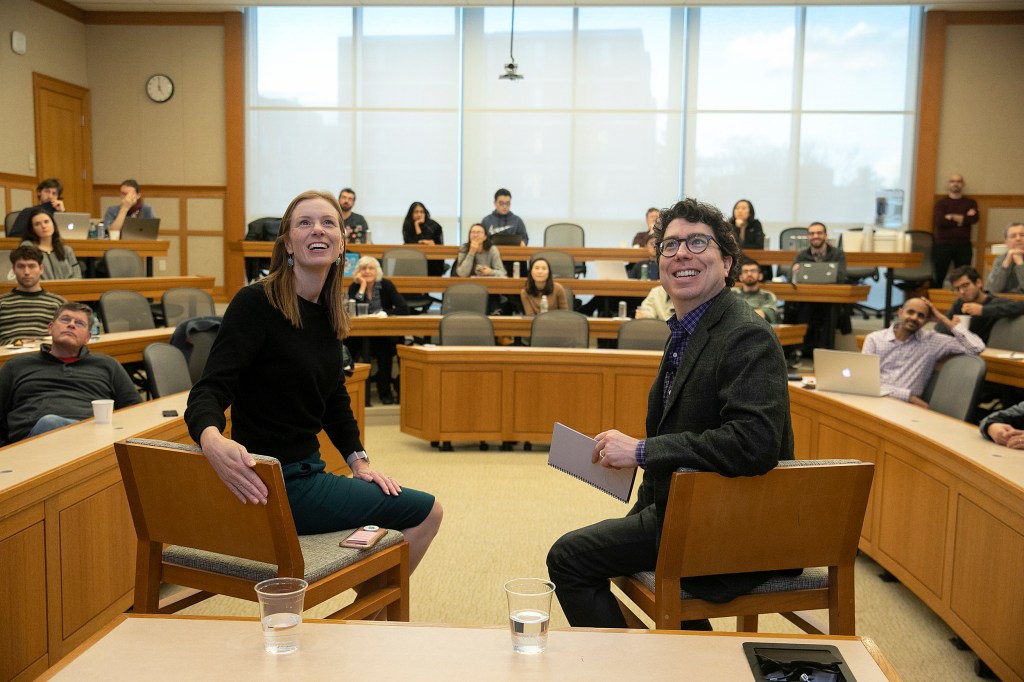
[613,459,874,635]
[839,228,882,319]
[143,343,193,398]
[115,438,410,621]
[776,227,809,282]
[440,283,489,316]
[529,250,577,280]
[4,210,19,235]
[245,217,281,282]
[530,310,589,349]
[888,231,935,312]
[161,287,216,328]
[103,248,146,278]
[617,318,669,350]
[381,248,435,314]
[925,355,987,423]
[99,290,156,332]
[987,316,1024,352]
[543,223,586,277]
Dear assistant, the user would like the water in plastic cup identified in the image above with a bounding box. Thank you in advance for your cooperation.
[91,399,114,424]
[255,577,307,654]
[357,303,369,317]
[504,578,555,654]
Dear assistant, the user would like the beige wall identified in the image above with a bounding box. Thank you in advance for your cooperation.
[0,0,89,177]
[936,23,1024,194]
[86,24,226,186]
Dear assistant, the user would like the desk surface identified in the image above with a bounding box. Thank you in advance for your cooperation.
[43,275,215,302]
[0,237,169,259]
[44,614,898,681]
[745,249,921,268]
[0,328,172,368]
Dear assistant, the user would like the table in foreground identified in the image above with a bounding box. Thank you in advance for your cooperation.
[42,614,899,681]
[790,383,1024,682]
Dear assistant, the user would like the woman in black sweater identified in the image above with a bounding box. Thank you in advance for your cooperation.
[401,201,446,276]
[185,190,441,572]
[730,199,770,280]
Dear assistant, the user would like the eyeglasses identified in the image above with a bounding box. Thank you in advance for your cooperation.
[56,315,88,329]
[657,234,719,257]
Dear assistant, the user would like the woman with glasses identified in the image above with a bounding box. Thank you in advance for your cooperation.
[185,190,442,574]
[20,207,82,280]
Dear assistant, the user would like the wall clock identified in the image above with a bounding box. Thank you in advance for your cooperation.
[146,74,174,103]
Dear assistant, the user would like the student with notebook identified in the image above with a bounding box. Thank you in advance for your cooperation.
[862,297,983,407]
[546,197,794,630]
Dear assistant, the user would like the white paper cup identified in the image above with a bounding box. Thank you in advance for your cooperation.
[91,399,114,424]
[956,315,971,331]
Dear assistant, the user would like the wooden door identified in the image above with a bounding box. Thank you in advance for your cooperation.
[33,74,92,213]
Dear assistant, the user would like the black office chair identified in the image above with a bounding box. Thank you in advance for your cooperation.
[103,248,146,278]
[777,227,809,282]
[617,318,669,350]
[839,228,882,320]
[889,231,935,311]
[530,310,589,348]
[986,316,1024,352]
[161,287,216,328]
[544,223,586,277]
[529,250,577,280]
[143,343,193,398]
[244,217,281,283]
[99,290,156,332]
[381,248,436,314]
[925,355,987,423]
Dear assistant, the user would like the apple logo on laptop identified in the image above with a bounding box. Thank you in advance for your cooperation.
[841,367,852,379]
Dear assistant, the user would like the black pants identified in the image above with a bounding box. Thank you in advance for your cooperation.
[932,243,973,287]
[345,336,398,400]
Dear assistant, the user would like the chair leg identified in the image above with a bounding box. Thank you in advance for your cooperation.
[737,614,759,632]
[134,542,163,614]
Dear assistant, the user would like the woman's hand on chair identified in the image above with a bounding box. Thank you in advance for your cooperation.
[199,426,269,504]
[351,458,402,496]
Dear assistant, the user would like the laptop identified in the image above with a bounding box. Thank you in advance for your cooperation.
[343,252,360,277]
[813,349,890,397]
[489,232,523,247]
[594,260,630,280]
[120,217,161,240]
[54,212,93,240]
[796,262,839,284]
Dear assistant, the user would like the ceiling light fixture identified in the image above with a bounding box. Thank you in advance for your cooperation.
[498,0,523,80]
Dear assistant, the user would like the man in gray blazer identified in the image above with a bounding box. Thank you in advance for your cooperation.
[547,197,794,629]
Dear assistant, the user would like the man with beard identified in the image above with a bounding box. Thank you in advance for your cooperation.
[788,222,848,356]
[934,265,1024,344]
[932,173,978,286]
[862,297,983,407]
[338,187,369,244]
[732,257,778,322]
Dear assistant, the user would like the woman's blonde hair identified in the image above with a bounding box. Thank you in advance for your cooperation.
[262,190,350,339]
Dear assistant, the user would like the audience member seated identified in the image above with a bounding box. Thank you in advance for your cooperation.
[8,178,65,240]
[627,233,657,280]
[339,187,369,244]
[934,265,1024,344]
[401,201,446,276]
[986,221,1024,295]
[346,256,409,405]
[520,257,569,316]
[729,198,771,280]
[732,257,778,322]
[635,285,674,322]
[0,302,141,445]
[980,400,1024,449]
[932,172,978,286]
[787,221,849,356]
[481,188,528,245]
[862,297,984,408]
[454,224,505,278]
[101,179,155,235]
[631,207,660,247]
[0,246,66,345]
[20,208,81,280]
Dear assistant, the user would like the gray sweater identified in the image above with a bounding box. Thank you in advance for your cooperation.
[454,245,505,278]
[0,345,141,444]
[985,257,1024,295]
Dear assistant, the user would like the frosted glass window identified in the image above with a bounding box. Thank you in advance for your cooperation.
[803,7,912,112]
[358,9,460,109]
[247,110,353,218]
[355,111,460,228]
[464,8,574,110]
[253,8,353,108]
[462,112,572,229]
[573,113,682,222]
[576,8,679,110]
[696,8,796,111]
[690,113,794,223]
[797,113,911,224]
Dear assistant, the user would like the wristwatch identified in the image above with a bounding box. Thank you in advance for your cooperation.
[346,450,369,467]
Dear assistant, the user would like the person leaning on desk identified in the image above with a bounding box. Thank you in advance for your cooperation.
[184,190,442,572]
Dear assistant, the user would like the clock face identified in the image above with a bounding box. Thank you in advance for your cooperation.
[146,74,174,103]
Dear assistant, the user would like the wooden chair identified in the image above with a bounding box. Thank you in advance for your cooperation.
[115,438,410,621]
[612,459,874,635]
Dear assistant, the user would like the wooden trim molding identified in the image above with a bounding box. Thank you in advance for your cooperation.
[912,11,946,234]
[85,12,235,26]
[945,10,1024,25]
[223,12,246,296]
[31,0,85,22]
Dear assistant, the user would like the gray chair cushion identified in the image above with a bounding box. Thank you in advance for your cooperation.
[164,528,406,584]
[631,566,828,600]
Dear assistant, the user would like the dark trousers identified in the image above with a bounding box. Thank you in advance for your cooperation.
[345,336,398,400]
[932,243,973,287]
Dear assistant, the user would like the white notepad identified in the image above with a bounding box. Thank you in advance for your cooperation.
[548,422,637,503]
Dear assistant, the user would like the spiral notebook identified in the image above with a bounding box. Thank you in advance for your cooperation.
[548,423,636,503]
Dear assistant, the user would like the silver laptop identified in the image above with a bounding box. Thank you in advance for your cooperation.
[813,349,890,397]
[53,212,93,240]
[594,260,630,280]
[120,217,160,241]
[796,262,839,284]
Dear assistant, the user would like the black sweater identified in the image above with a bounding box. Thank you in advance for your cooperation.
[185,284,361,464]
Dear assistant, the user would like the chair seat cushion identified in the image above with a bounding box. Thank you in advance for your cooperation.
[164,529,405,584]
[631,566,828,601]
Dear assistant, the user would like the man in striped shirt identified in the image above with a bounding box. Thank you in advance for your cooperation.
[0,245,66,346]
[862,297,984,407]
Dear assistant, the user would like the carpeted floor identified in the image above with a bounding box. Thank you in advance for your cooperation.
[182,409,983,681]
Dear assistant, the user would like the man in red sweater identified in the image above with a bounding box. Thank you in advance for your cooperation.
[932,172,978,286]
